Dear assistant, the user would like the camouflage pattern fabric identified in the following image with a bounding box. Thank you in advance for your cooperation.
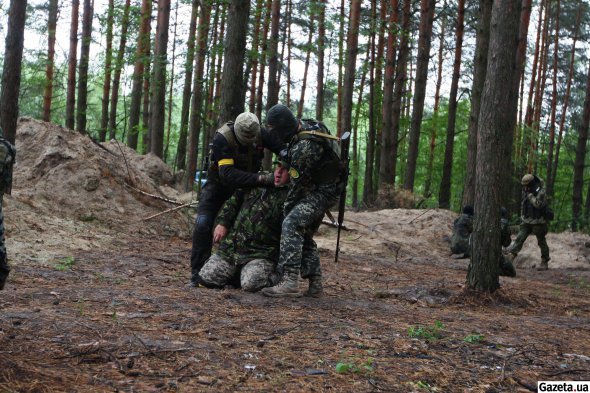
[521,180,547,225]
[450,213,473,255]
[509,222,549,261]
[0,135,14,290]
[278,134,341,278]
[198,254,277,292]
[216,185,289,265]
[0,208,8,290]
[500,256,516,277]
[500,218,512,248]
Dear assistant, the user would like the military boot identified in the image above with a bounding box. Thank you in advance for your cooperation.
[537,257,550,271]
[304,276,323,298]
[261,269,301,297]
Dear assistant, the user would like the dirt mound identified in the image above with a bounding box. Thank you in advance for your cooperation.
[10,118,191,235]
[513,231,590,270]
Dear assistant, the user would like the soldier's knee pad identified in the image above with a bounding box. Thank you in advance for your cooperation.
[195,215,214,233]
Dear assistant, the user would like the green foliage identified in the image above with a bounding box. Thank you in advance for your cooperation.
[463,334,484,344]
[334,358,374,374]
[408,320,444,341]
[55,256,76,271]
[408,380,439,392]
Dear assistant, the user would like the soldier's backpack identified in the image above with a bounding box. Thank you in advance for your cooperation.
[294,119,345,185]
[0,136,15,194]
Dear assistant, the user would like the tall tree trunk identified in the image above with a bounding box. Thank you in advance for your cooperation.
[107,0,131,140]
[336,0,345,132]
[142,55,151,153]
[424,9,445,198]
[285,0,292,107]
[339,0,361,139]
[218,0,251,122]
[42,0,59,122]
[0,0,27,144]
[249,0,264,113]
[149,0,171,158]
[364,0,387,206]
[185,0,212,190]
[266,0,281,109]
[164,0,179,162]
[315,0,326,120]
[297,12,315,118]
[380,0,409,186]
[127,0,152,151]
[468,0,521,293]
[255,0,272,120]
[99,0,114,141]
[403,0,435,192]
[545,0,560,197]
[572,61,590,231]
[206,4,227,150]
[462,0,492,207]
[550,1,581,194]
[438,0,465,208]
[65,0,79,130]
[175,0,199,170]
[75,0,94,134]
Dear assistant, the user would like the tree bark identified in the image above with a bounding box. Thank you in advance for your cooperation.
[185,0,212,190]
[65,0,79,130]
[42,0,59,122]
[462,0,492,208]
[545,0,560,198]
[438,0,465,208]
[255,0,272,120]
[266,0,281,109]
[297,12,315,118]
[99,0,114,141]
[0,0,27,143]
[107,0,131,140]
[339,0,361,139]
[336,0,345,133]
[572,61,590,231]
[149,0,171,158]
[403,0,435,192]
[248,0,264,113]
[127,0,152,151]
[315,0,326,120]
[380,0,407,186]
[468,0,521,293]
[285,0,292,107]
[164,0,180,162]
[175,0,199,170]
[75,0,94,134]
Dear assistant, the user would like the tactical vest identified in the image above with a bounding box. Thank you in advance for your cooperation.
[208,122,263,179]
[292,120,343,185]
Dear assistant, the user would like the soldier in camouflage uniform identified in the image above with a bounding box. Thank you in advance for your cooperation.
[450,205,474,257]
[508,174,551,270]
[0,129,15,290]
[189,112,285,286]
[198,162,290,291]
[261,104,343,298]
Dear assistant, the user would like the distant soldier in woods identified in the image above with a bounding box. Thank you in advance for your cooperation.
[197,161,290,291]
[507,174,551,270]
[0,128,16,290]
[450,205,474,258]
[189,112,285,286]
[499,207,516,277]
[262,104,345,298]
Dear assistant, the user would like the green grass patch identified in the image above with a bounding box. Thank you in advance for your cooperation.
[55,256,76,271]
[408,321,444,341]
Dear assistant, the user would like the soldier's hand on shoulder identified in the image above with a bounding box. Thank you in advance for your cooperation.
[257,173,275,187]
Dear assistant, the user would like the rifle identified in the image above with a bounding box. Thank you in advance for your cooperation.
[335,131,351,263]
[196,143,212,198]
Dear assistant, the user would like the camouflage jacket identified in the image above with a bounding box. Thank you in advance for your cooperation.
[500,218,511,248]
[284,121,342,213]
[521,179,547,225]
[216,185,289,265]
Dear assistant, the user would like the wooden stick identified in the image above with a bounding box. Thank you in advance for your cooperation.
[144,203,196,221]
[321,220,349,231]
[124,183,185,205]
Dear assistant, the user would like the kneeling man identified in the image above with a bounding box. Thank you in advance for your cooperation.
[198,162,290,291]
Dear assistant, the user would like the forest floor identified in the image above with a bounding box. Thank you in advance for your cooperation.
[1,119,589,392]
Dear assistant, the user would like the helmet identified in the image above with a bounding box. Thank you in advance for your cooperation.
[521,174,535,186]
[234,112,261,146]
[266,104,299,142]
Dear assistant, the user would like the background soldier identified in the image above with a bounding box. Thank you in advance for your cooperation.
[500,207,516,277]
[190,112,285,286]
[198,162,290,291]
[262,104,343,298]
[450,205,474,257]
[0,128,15,290]
[508,174,551,270]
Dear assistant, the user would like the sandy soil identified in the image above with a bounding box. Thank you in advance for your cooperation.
[1,119,589,392]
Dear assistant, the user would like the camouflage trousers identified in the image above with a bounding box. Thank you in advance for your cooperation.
[279,191,336,279]
[0,206,8,290]
[198,254,278,292]
[509,222,550,261]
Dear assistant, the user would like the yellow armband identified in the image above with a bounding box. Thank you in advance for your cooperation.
[218,158,234,167]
